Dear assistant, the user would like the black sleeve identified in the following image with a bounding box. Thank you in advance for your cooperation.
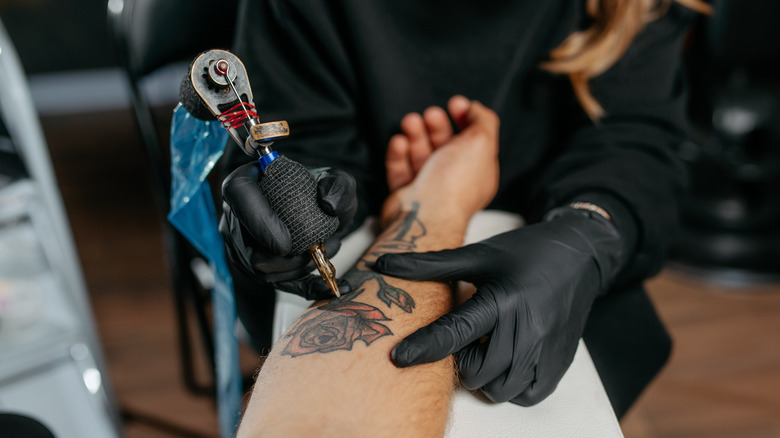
[533,4,697,283]
[222,0,382,223]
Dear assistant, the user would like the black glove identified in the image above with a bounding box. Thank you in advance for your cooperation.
[220,161,357,300]
[373,206,624,405]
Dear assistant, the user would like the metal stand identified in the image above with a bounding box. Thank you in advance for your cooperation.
[0,18,122,438]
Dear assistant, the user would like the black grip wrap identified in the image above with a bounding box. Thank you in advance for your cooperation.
[260,156,339,255]
[178,65,216,121]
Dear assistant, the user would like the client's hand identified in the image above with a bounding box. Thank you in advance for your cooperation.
[375,95,625,405]
[381,95,500,227]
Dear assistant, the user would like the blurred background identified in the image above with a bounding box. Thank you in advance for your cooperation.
[0,0,778,437]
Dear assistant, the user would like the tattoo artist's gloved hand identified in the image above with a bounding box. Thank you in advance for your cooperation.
[219,162,357,300]
[373,206,624,405]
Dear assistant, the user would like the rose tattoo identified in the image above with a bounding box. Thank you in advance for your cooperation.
[280,203,425,357]
[282,297,392,357]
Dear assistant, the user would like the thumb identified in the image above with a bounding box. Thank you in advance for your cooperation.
[392,292,497,367]
[315,168,357,217]
[372,244,489,282]
[448,95,499,133]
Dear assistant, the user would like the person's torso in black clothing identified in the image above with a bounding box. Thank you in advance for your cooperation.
[336,1,582,213]
[228,0,585,215]
[227,0,694,282]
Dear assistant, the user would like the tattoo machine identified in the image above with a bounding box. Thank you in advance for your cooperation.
[179,49,341,297]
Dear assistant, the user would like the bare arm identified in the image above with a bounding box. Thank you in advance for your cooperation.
[239,203,466,437]
[237,96,499,438]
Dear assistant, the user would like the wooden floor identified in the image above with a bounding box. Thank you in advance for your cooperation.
[42,109,780,437]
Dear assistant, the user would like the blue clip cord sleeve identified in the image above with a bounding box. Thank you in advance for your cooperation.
[167,104,242,437]
[258,150,280,171]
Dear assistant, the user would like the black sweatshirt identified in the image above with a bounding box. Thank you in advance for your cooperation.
[225,0,696,285]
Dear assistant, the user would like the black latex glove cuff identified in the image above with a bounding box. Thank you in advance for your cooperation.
[560,192,638,276]
[219,162,357,300]
[373,206,623,405]
[543,204,627,290]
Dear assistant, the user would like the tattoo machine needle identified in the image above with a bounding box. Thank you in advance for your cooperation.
[179,50,341,297]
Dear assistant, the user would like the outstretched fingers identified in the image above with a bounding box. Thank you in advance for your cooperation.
[373,244,489,282]
[391,293,498,367]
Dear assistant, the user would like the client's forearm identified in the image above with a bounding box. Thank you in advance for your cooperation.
[238,202,468,438]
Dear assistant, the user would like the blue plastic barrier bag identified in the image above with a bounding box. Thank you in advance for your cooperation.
[167,104,241,437]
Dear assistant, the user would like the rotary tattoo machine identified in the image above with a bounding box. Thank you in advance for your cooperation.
[178,49,341,297]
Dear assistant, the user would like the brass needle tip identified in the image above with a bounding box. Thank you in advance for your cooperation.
[309,242,340,298]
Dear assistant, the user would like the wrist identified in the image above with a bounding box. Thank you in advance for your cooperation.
[544,205,625,289]
[381,190,470,231]
[380,195,469,250]
[561,193,639,278]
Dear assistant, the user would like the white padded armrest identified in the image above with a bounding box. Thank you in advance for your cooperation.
[272,210,623,438]
[444,339,622,438]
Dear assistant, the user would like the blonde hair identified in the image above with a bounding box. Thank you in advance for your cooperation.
[541,0,712,121]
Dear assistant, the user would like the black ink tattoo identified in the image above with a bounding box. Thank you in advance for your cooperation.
[282,203,426,357]
[281,290,392,357]
[376,202,427,252]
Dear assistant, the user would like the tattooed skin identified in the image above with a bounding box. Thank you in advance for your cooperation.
[281,293,392,357]
[282,203,426,357]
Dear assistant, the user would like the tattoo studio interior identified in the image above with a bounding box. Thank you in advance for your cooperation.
[1,1,780,437]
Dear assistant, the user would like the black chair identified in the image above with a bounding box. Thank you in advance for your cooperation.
[107,0,240,400]
[671,0,780,284]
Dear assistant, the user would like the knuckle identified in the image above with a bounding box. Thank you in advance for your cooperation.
[482,385,513,404]
[457,364,479,388]
[512,388,548,407]
[511,377,556,407]
[221,176,235,200]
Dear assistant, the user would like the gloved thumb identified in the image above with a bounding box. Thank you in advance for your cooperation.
[372,244,489,282]
[315,168,357,218]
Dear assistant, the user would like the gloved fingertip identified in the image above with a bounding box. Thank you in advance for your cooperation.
[274,279,326,301]
[372,253,420,278]
[337,279,352,295]
[323,238,342,259]
[308,278,353,301]
[371,254,396,274]
[390,344,406,367]
[316,169,356,217]
[315,290,339,301]
[391,340,421,368]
